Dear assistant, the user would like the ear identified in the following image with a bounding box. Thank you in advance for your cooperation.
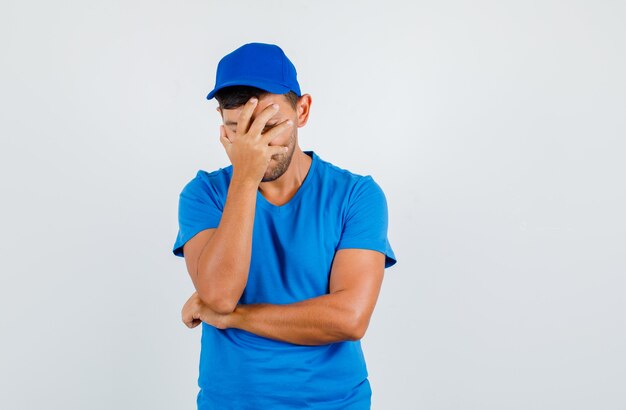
[295,94,312,127]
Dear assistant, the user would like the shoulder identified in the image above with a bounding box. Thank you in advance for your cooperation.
[177,166,233,213]
[314,153,385,202]
[180,165,233,198]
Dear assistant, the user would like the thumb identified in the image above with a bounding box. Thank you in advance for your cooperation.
[219,125,230,148]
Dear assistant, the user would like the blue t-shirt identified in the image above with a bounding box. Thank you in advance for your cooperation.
[173,150,397,410]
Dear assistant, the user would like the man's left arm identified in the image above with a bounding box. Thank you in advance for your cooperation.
[183,248,385,345]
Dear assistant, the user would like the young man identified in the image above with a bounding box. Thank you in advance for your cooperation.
[172,42,397,410]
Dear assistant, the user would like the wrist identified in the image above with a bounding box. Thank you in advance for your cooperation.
[231,172,261,189]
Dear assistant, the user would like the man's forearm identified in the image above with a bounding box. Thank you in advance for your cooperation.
[226,291,366,345]
[196,174,257,313]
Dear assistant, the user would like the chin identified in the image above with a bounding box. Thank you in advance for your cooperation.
[263,163,288,182]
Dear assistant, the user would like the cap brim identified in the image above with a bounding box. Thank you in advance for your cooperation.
[206,79,292,100]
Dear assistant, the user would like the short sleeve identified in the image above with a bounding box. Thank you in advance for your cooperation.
[335,175,397,268]
[172,175,223,258]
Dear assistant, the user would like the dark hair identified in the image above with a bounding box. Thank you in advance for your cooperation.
[214,85,299,110]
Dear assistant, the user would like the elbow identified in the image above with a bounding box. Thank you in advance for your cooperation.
[210,300,238,315]
[344,312,370,341]
[197,291,238,315]
[195,263,243,314]
[347,324,367,341]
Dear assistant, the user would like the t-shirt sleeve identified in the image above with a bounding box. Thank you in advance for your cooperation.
[335,175,397,268]
[172,175,223,258]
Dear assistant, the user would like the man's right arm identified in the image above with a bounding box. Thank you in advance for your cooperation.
[182,174,259,314]
[180,96,292,314]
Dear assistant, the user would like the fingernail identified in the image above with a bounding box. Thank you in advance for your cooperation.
[250,98,258,104]
[272,104,279,109]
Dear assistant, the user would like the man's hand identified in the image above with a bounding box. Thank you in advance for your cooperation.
[181,291,231,330]
[219,97,293,185]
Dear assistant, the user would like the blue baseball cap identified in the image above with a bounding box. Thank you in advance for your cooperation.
[206,42,302,100]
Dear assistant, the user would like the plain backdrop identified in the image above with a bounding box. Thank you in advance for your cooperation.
[1,1,625,409]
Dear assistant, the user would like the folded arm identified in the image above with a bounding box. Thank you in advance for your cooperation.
[224,248,385,345]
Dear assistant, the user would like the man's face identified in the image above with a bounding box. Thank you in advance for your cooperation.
[219,93,298,182]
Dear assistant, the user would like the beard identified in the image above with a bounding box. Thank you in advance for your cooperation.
[261,131,296,182]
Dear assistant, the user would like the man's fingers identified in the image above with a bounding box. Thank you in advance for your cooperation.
[182,307,202,328]
[261,119,293,144]
[184,318,201,328]
[269,145,289,157]
[247,103,280,138]
[182,312,191,327]
[235,97,259,136]
[185,320,200,329]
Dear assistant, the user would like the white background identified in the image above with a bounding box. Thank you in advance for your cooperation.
[1,1,625,409]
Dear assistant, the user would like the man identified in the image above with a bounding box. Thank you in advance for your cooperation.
[172,42,397,410]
